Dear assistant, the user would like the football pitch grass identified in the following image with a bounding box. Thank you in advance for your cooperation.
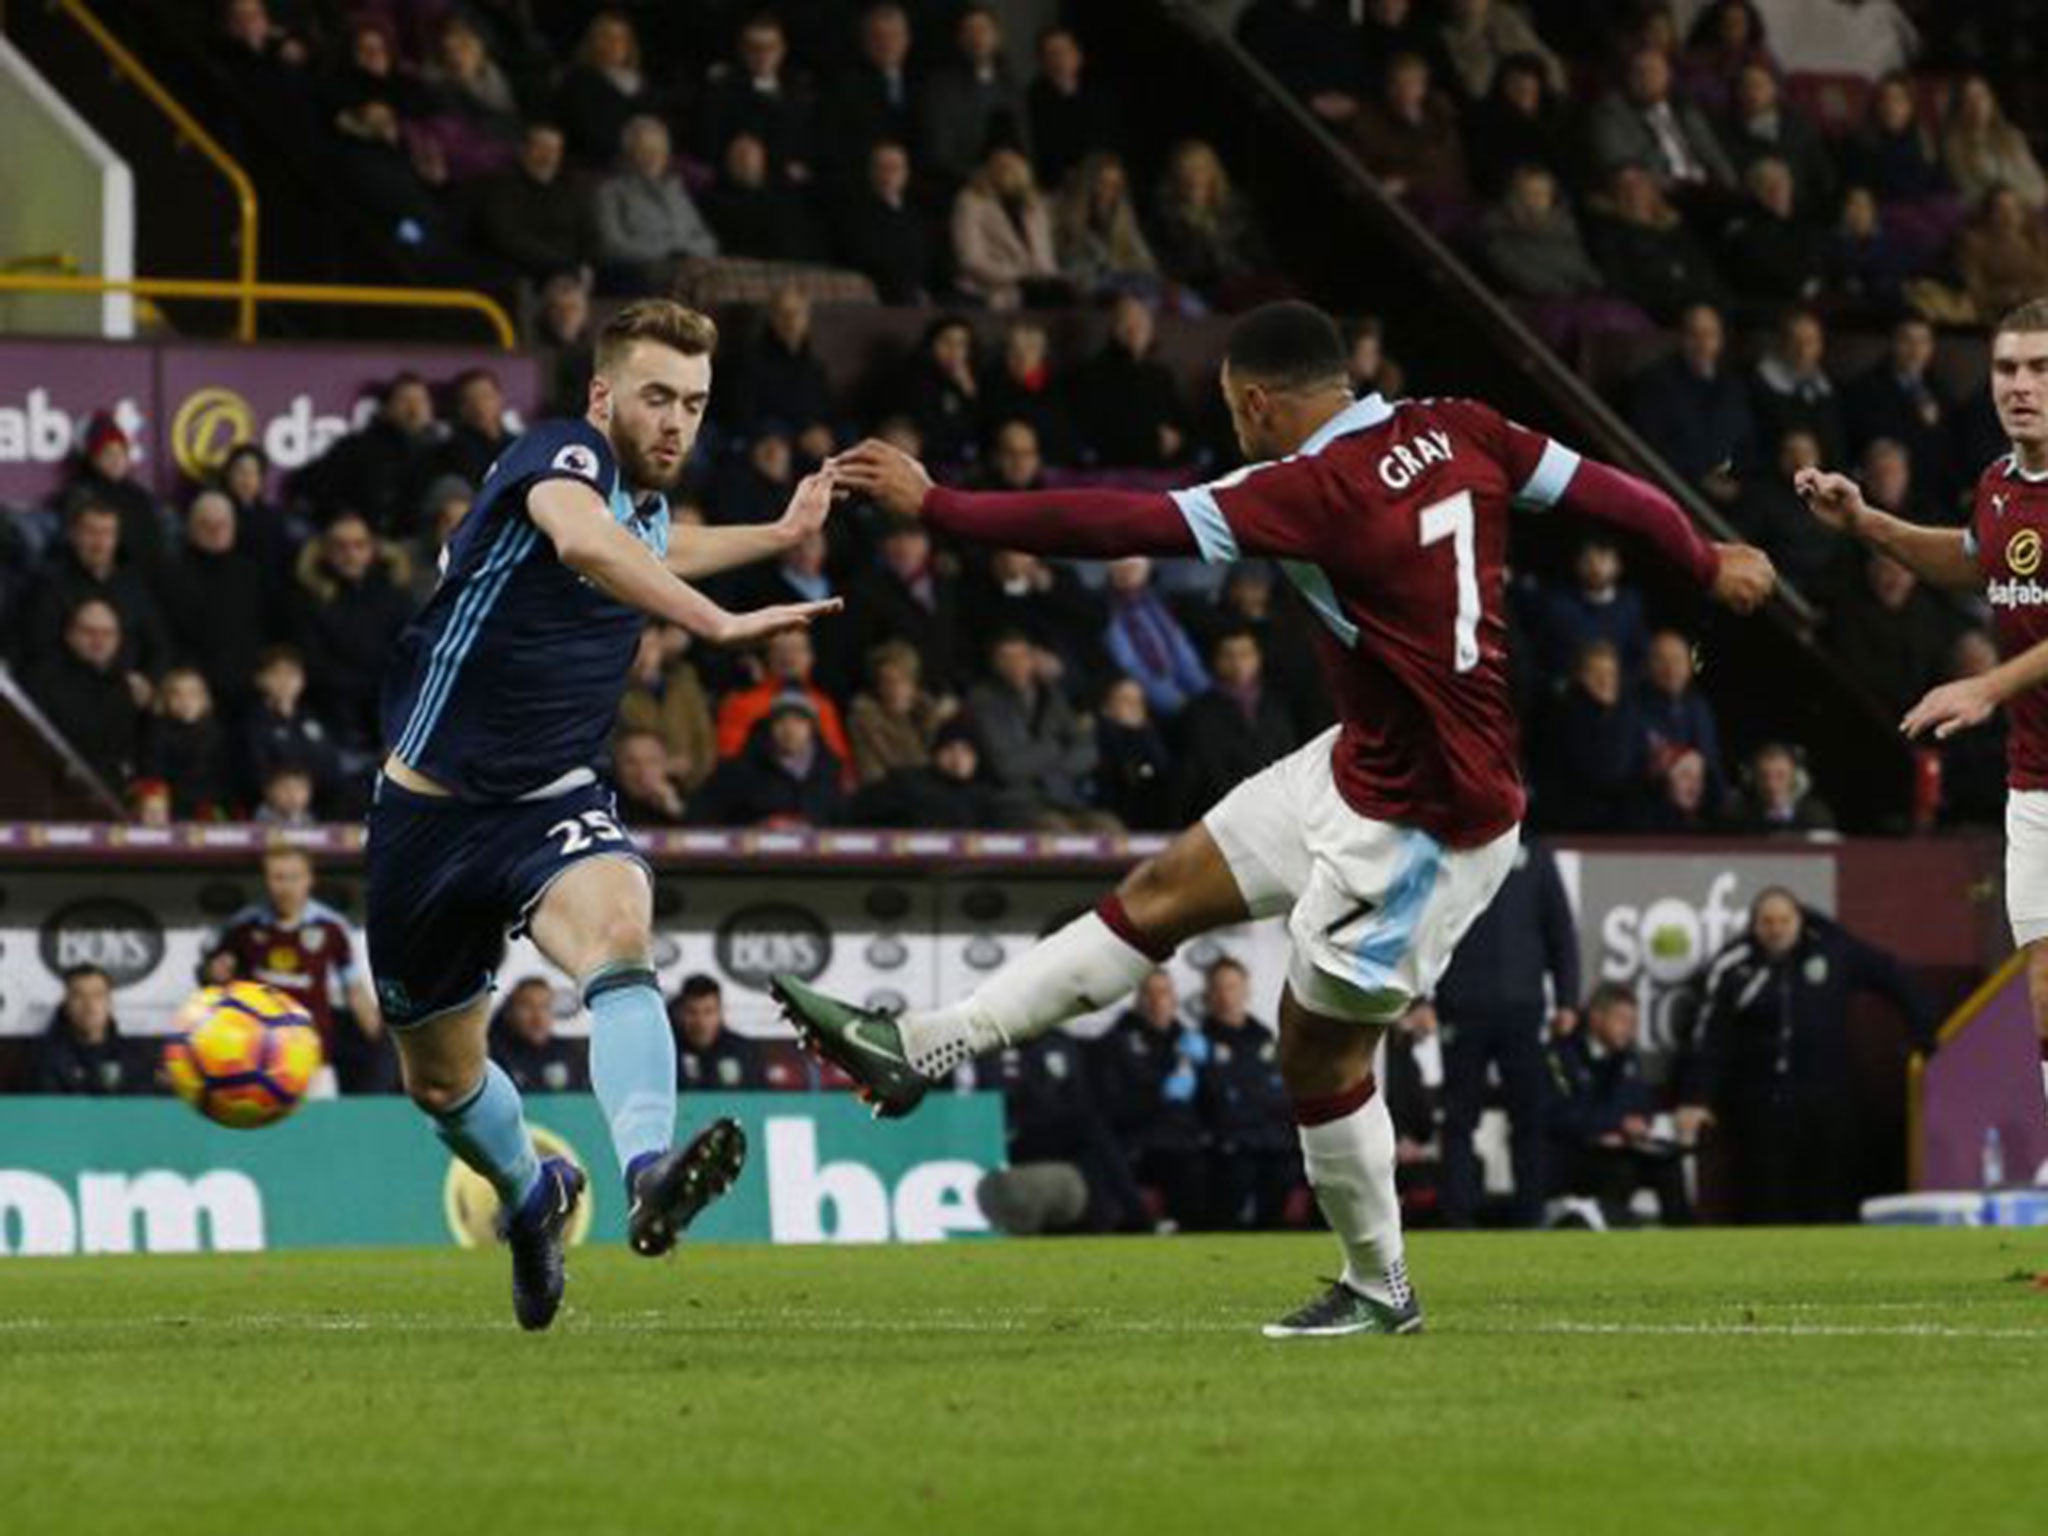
[3,1228,2044,1536]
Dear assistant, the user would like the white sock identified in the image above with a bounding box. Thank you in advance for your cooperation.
[897,908,1158,1077]
[1298,1084,1412,1309]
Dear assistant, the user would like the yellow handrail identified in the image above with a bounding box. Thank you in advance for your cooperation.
[0,272,516,348]
[52,0,261,339]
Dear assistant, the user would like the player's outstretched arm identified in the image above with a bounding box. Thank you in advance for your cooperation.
[1792,467,1981,591]
[830,439,1199,557]
[529,480,841,644]
[1550,458,1775,612]
[1902,634,2048,740]
[665,469,834,579]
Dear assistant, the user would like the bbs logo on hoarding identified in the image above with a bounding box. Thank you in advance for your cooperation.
[715,904,831,990]
[38,899,166,987]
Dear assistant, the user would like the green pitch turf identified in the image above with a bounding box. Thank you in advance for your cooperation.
[3,1229,2044,1536]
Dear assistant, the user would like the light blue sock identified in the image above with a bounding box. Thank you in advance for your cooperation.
[585,963,677,1183]
[432,1061,542,1208]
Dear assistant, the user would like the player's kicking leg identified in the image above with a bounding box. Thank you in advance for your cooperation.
[774,818,1253,1116]
[527,855,746,1256]
[394,998,586,1331]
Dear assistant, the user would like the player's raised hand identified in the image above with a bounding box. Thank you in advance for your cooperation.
[1900,675,2000,740]
[1793,467,1867,531]
[715,597,844,647]
[829,439,933,520]
[776,468,836,542]
[1708,542,1775,613]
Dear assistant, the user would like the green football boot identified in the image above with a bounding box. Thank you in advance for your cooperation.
[1261,1278,1425,1339]
[771,976,930,1120]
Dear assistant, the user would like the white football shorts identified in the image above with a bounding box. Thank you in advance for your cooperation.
[2005,789,2048,947]
[1203,726,1519,1023]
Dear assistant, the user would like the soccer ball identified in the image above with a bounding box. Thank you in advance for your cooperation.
[164,981,324,1129]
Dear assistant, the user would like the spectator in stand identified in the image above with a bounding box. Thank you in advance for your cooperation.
[673,974,778,1090]
[320,18,424,129]
[1639,627,1726,803]
[417,13,522,179]
[1720,61,1835,217]
[1423,837,1578,1227]
[489,978,589,1094]
[712,428,802,529]
[213,0,315,157]
[1236,0,1364,128]
[593,115,721,294]
[1359,0,1453,90]
[1197,957,1299,1230]
[1937,629,2008,829]
[1028,24,1122,189]
[428,369,513,492]
[1348,314,1407,400]
[703,131,825,262]
[1845,316,1956,515]
[25,599,143,796]
[535,271,596,415]
[697,11,817,181]
[847,714,1014,829]
[692,696,847,827]
[1750,306,1846,467]
[1589,45,1736,195]
[1464,52,1574,198]
[1941,75,2047,213]
[731,528,852,694]
[967,629,1113,831]
[950,147,1062,311]
[553,10,663,167]
[157,490,272,717]
[295,371,442,536]
[1824,185,1910,320]
[1172,627,1296,822]
[963,540,1107,698]
[1091,968,1212,1231]
[213,844,386,1090]
[1094,675,1173,831]
[975,1024,1148,1234]
[1726,740,1835,835]
[1680,0,1774,117]
[32,966,148,1095]
[893,315,984,466]
[255,766,317,827]
[1103,557,1209,720]
[1530,536,1649,678]
[1642,745,1719,833]
[1479,164,1624,349]
[919,4,1031,191]
[472,121,599,293]
[1437,0,1566,102]
[1585,164,1732,323]
[66,411,164,575]
[836,140,935,303]
[215,441,295,579]
[714,629,853,768]
[1858,436,1938,530]
[1197,561,1326,732]
[294,512,412,763]
[1347,52,1471,216]
[1152,140,1277,311]
[1544,982,1690,1227]
[327,98,472,278]
[240,644,339,813]
[1070,295,1191,469]
[1054,153,1163,307]
[1678,889,1932,1224]
[1715,156,1826,311]
[410,478,474,602]
[1958,186,2048,323]
[1628,302,1757,495]
[1849,72,1960,267]
[849,515,967,697]
[981,326,1080,466]
[140,667,231,819]
[612,726,689,826]
[821,3,917,190]
[1824,551,1952,721]
[1534,639,1645,832]
[725,287,836,453]
[847,638,952,785]
[618,622,716,794]
[979,419,1050,492]
[21,499,165,676]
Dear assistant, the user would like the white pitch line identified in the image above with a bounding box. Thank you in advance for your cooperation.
[1536,1321,2048,1341]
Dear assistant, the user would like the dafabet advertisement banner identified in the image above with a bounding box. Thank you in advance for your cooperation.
[0,1095,1004,1256]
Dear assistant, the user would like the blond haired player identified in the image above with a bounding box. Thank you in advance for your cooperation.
[1798,297,2048,1110]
